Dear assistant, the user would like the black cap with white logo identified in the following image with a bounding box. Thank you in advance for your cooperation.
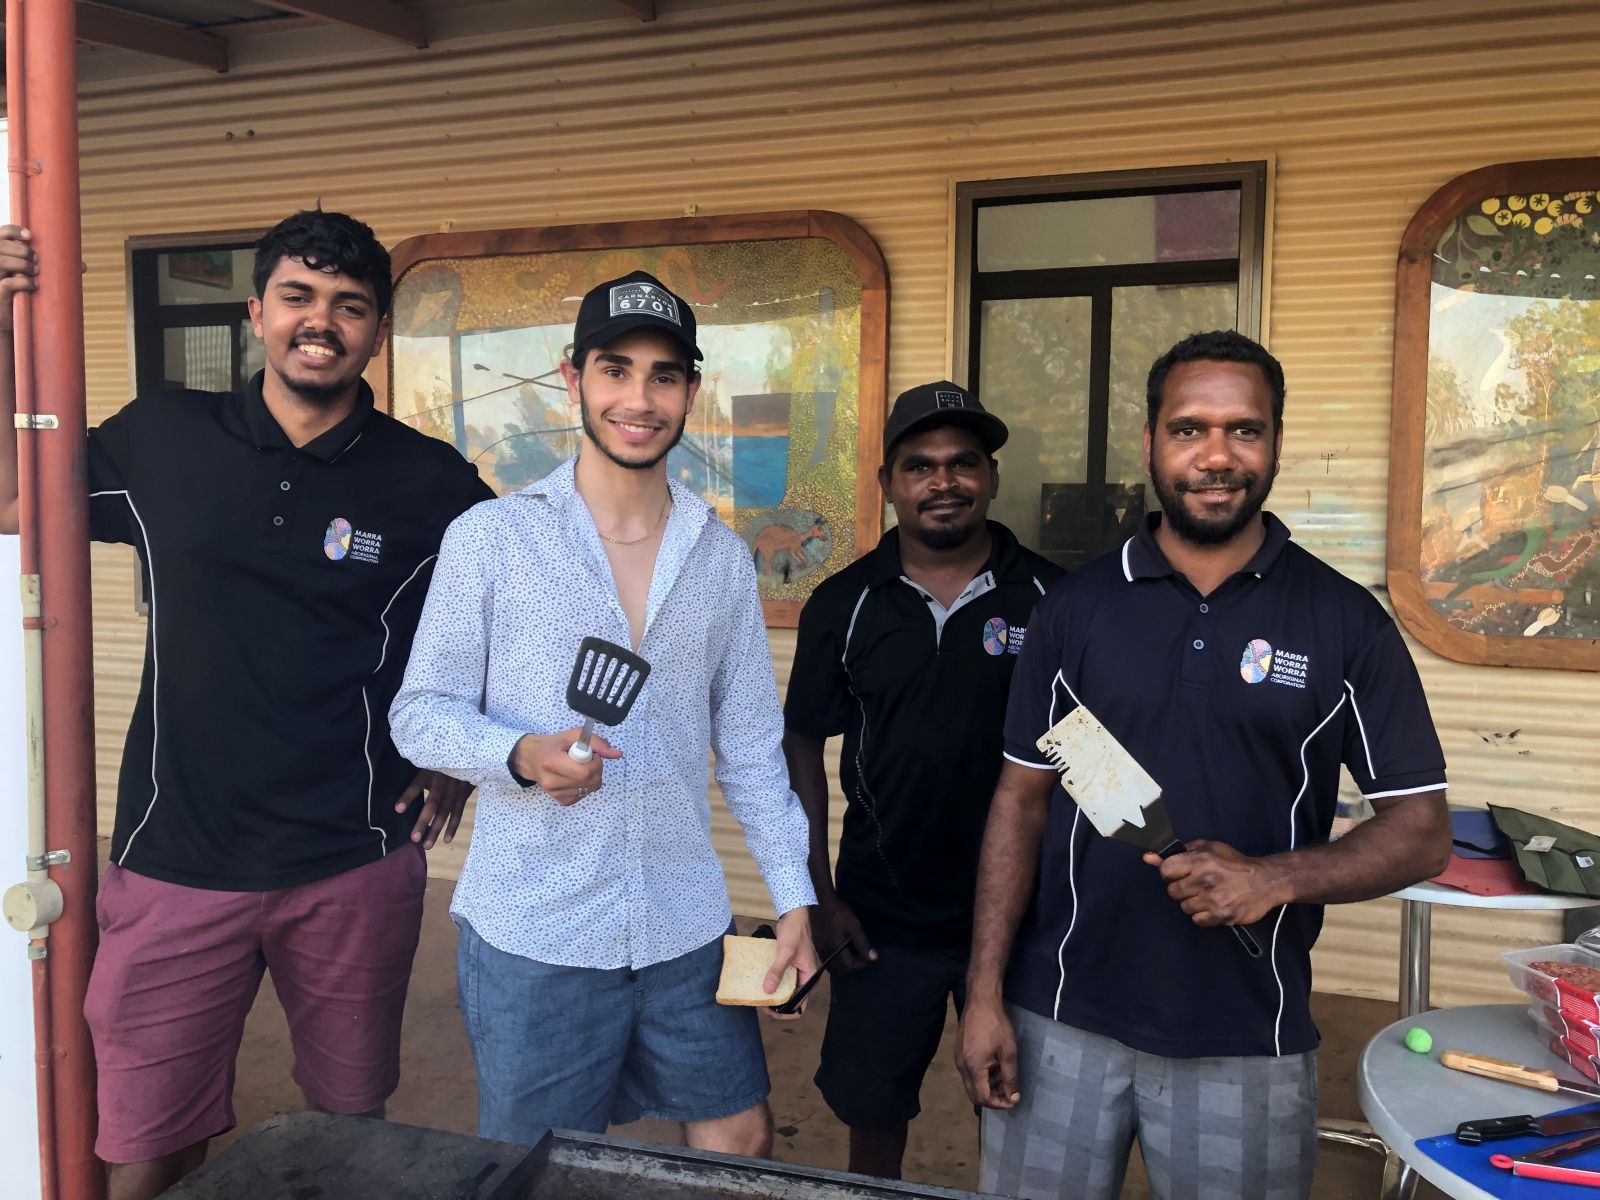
[572,270,703,362]
[883,380,1008,455]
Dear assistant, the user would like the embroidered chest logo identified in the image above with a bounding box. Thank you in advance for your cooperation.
[323,517,383,564]
[609,281,681,325]
[1238,638,1308,689]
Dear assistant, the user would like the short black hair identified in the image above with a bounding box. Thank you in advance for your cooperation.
[1145,330,1286,431]
[882,418,998,471]
[565,342,699,378]
[253,208,392,316]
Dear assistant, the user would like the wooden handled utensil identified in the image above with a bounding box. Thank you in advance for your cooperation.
[565,636,651,763]
[1442,1049,1600,1099]
[1037,705,1263,958]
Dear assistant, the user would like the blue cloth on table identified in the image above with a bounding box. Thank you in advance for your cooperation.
[1416,1101,1600,1198]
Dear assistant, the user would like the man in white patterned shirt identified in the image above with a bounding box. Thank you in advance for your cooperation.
[390,270,817,1157]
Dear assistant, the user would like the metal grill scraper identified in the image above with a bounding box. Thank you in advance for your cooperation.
[565,636,652,763]
[1037,705,1263,958]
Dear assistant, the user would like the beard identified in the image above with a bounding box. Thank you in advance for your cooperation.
[1151,458,1276,546]
[904,495,982,550]
[578,379,687,471]
[276,333,352,407]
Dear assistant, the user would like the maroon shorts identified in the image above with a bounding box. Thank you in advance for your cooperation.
[84,845,426,1164]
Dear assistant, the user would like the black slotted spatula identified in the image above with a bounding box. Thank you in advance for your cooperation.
[566,637,652,763]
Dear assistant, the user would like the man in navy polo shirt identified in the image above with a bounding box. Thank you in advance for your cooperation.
[0,211,492,1200]
[784,381,1061,1179]
[956,331,1450,1200]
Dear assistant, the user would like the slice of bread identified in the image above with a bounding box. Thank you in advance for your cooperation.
[715,934,797,1007]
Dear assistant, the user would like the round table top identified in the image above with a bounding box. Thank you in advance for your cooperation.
[1358,1003,1598,1200]
[1392,880,1598,911]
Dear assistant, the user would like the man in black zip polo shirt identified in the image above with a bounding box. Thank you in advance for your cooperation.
[0,211,493,1200]
[956,332,1451,1200]
[784,381,1062,1179]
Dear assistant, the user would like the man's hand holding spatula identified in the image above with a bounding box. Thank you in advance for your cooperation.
[1143,838,1289,930]
[509,728,621,806]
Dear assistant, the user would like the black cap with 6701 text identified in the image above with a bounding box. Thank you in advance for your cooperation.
[883,380,1008,454]
[572,270,703,362]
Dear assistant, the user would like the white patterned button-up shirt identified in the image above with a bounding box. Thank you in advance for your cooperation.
[390,457,814,969]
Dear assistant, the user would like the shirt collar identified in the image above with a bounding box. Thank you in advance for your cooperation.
[1121,511,1292,583]
[241,370,375,463]
[864,520,1027,588]
[519,454,711,537]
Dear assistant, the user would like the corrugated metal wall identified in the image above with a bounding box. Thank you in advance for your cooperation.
[72,0,1600,1005]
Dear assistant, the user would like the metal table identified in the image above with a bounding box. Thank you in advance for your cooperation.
[1393,881,1593,1016]
[1358,1003,1595,1200]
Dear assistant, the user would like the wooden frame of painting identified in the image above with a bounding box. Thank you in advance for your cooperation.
[1388,158,1600,669]
[381,211,888,627]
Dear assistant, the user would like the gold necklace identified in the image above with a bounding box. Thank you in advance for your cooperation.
[597,492,671,546]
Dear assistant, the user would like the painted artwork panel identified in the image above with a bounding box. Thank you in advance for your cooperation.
[389,238,864,606]
[1419,189,1600,640]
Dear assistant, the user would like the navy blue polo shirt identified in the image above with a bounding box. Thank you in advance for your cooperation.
[1001,512,1446,1058]
[786,522,1063,950]
[88,372,494,891]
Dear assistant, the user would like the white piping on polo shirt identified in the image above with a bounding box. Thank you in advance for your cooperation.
[361,553,439,854]
[1343,678,1447,801]
[93,490,163,866]
[839,583,900,887]
[1120,537,1134,582]
[1045,670,1085,1022]
[1270,691,1347,1055]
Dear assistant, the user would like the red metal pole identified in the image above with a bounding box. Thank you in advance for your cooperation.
[6,7,59,1198]
[13,2,102,1197]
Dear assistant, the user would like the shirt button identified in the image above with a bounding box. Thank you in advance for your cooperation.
[280,480,291,491]
[1192,638,1205,650]
[272,516,284,527]
[1199,603,1209,614]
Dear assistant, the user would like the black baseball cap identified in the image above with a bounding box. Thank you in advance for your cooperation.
[572,270,702,362]
[883,380,1008,455]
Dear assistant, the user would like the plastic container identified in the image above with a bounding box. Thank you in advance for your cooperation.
[1531,1003,1600,1058]
[1504,944,1600,1023]
[1549,1033,1600,1082]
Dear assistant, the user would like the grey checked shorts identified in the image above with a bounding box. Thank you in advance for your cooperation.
[980,1004,1317,1200]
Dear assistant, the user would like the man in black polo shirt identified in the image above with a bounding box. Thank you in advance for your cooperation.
[956,332,1451,1200]
[0,211,493,1200]
[784,381,1061,1179]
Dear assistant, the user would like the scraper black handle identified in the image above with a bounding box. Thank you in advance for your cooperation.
[1156,839,1264,959]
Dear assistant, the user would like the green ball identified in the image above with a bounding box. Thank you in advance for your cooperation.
[1405,1027,1433,1054]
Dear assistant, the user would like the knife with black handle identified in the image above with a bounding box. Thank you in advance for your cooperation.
[1458,1106,1600,1144]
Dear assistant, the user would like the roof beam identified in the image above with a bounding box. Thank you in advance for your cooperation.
[614,1,656,19]
[270,1,427,48]
[74,3,229,72]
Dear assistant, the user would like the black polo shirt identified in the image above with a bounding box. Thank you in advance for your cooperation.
[1001,512,1446,1058]
[785,522,1063,950]
[89,372,494,891]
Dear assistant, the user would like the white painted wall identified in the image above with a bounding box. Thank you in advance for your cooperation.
[0,116,46,1200]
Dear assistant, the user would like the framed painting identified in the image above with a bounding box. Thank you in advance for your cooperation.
[1388,159,1600,669]
[383,211,888,626]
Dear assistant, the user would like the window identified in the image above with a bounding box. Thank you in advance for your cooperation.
[130,238,265,398]
[954,163,1268,569]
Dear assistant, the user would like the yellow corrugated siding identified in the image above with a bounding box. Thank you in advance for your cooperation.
[71,0,1600,1005]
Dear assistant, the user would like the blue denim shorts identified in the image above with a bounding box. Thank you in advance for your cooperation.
[456,918,770,1142]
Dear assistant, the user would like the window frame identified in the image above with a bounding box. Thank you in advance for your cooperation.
[126,229,264,401]
[950,162,1268,567]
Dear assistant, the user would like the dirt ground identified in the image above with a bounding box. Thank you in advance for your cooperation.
[217,875,1444,1198]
